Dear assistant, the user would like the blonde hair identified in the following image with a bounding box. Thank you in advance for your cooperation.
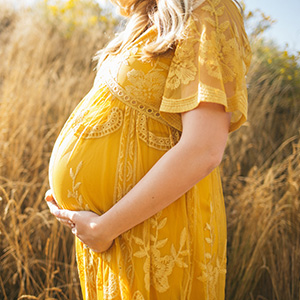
[95,0,243,68]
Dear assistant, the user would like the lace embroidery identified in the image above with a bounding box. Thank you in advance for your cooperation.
[196,182,227,300]
[68,161,90,210]
[102,271,119,298]
[132,213,189,293]
[199,0,240,83]
[165,0,245,90]
[113,107,138,204]
[119,235,135,287]
[197,252,227,300]
[112,106,139,294]
[161,79,227,113]
[75,241,98,299]
[137,113,180,151]
[66,1,243,296]
[132,290,145,300]
[105,71,170,126]
[71,107,123,139]
[165,20,198,90]
[125,69,165,102]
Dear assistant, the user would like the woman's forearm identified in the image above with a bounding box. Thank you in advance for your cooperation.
[49,103,230,252]
[96,103,230,241]
[97,140,220,240]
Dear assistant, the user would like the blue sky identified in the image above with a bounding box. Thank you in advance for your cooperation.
[14,0,300,54]
[244,0,300,54]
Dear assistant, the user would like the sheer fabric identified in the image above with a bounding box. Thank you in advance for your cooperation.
[161,0,252,132]
[48,0,252,299]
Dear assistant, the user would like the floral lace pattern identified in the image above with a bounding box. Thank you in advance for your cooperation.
[137,113,181,151]
[162,0,252,132]
[67,161,90,210]
[105,75,166,125]
[71,106,123,139]
[165,34,197,90]
[125,69,166,103]
[49,0,252,299]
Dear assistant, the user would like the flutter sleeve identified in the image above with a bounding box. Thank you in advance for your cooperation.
[160,0,252,132]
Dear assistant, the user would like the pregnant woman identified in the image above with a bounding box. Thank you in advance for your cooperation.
[45,0,252,299]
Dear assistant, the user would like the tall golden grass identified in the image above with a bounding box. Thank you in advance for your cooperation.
[0,2,299,300]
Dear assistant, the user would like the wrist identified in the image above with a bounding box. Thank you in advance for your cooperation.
[93,213,118,242]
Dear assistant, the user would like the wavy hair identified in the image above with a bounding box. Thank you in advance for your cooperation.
[95,0,243,68]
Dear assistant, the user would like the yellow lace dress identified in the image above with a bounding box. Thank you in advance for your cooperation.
[48,0,252,299]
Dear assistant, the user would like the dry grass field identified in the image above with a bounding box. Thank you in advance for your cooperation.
[0,1,299,299]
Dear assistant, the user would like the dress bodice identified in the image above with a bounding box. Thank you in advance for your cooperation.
[94,28,174,126]
[48,1,252,299]
[93,0,252,133]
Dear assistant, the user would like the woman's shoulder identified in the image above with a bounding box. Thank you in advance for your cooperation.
[190,0,247,36]
[186,0,252,71]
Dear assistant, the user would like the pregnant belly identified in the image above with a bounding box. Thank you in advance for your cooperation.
[49,131,120,214]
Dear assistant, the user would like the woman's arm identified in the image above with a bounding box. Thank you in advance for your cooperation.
[49,102,231,252]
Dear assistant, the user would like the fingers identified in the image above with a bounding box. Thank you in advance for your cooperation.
[48,204,75,229]
[57,217,75,229]
[44,190,75,220]
[45,190,73,222]
[45,189,55,202]
[47,200,60,215]
[54,209,76,222]
[45,189,78,232]
[44,189,60,214]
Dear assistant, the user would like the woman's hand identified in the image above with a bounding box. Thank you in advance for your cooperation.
[45,190,114,253]
[45,190,74,229]
[92,103,231,239]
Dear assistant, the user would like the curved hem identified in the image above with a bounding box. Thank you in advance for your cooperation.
[160,89,248,133]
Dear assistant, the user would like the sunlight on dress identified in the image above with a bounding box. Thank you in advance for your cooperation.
[48,0,252,298]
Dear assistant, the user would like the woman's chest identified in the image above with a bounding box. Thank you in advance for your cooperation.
[97,45,174,111]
